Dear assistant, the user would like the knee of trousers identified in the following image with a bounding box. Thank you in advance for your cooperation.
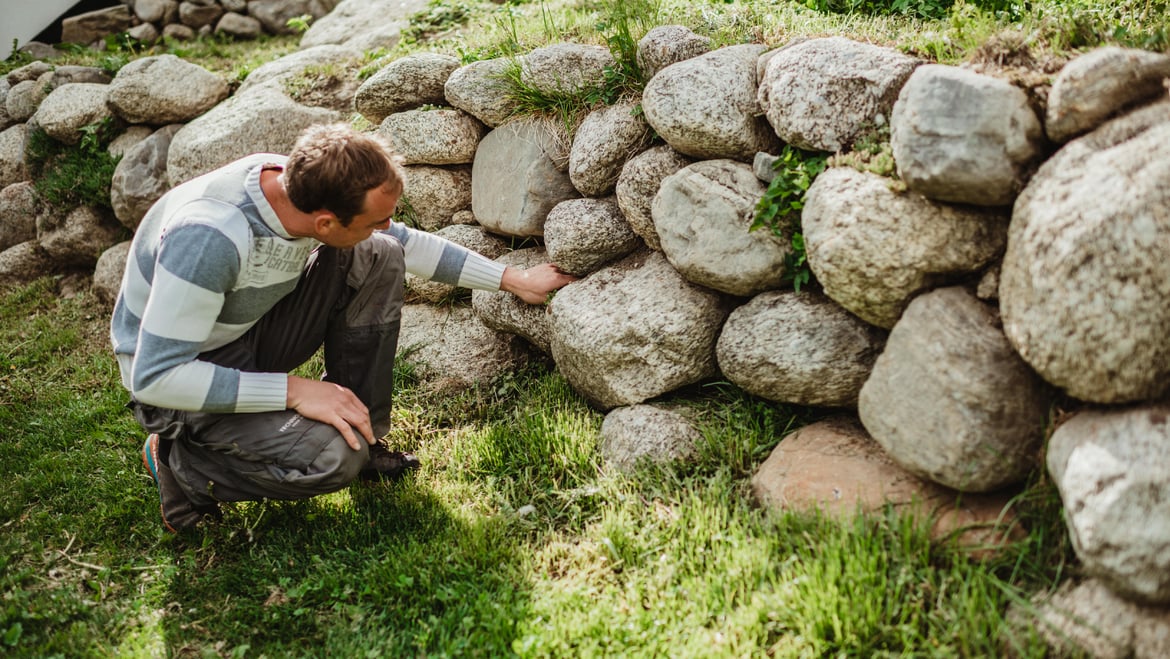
[305,427,370,492]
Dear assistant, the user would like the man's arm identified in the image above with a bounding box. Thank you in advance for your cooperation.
[386,223,576,301]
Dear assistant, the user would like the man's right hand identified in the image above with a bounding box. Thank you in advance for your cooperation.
[286,375,374,451]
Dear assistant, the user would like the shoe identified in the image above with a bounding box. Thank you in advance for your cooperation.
[359,443,420,482]
[141,434,220,533]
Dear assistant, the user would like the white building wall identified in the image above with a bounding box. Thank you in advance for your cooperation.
[1,0,91,59]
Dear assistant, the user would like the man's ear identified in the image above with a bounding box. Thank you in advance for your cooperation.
[312,211,341,237]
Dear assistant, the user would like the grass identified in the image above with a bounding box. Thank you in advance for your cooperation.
[0,279,1074,656]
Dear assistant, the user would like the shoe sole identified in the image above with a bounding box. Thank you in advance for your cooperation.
[141,434,179,534]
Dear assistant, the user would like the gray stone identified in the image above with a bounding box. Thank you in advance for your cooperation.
[544,197,640,276]
[236,44,360,97]
[354,53,460,125]
[471,117,578,237]
[637,25,712,80]
[600,404,701,473]
[36,205,125,268]
[752,151,780,183]
[1047,47,1170,143]
[653,159,788,296]
[400,165,472,231]
[614,145,691,251]
[568,101,652,197]
[397,303,531,391]
[162,24,196,41]
[0,241,57,286]
[472,247,557,354]
[548,250,731,410]
[999,101,1170,403]
[61,5,134,45]
[0,124,29,189]
[1019,579,1145,659]
[0,80,11,131]
[1048,403,1170,604]
[166,81,340,185]
[0,182,39,252]
[443,58,521,128]
[301,0,426,50]
[45,66,111,87]
[859,287,1049,492]
[803,167,1007,328]
[127,22,161,45]
[6,79,48,123]
[891,64,1044,206]
[758,36,921,152]
[520,43,614,96]
[379,109,487,165]
[134,0,169,23]
[642,44,781,161]
[111,124,182,230]
[6,61,53,86]
[107,125,155,159]
[30,83,114,145]
[92,240,131,305]
[179,0,225,29]
[717,290,886,407]
[216,12,263,39]
[248,0,337,36]
[107,55,230,125]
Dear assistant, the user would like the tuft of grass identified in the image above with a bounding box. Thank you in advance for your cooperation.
[23,118,122,212]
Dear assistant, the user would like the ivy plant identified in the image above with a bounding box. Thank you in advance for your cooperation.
[751,145,827,293]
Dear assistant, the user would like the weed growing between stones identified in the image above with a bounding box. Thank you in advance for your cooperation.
[751,146,828,293]
[24,117,121,212]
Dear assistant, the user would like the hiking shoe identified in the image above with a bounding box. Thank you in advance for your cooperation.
[141,434,220,533]
[359,443,420,482]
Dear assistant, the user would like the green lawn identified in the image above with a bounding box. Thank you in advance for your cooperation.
[0,279,1072,656]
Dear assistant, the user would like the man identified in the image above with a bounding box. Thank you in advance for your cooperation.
[111,123,574,533]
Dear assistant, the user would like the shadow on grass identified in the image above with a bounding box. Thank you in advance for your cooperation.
[156,476,535,656]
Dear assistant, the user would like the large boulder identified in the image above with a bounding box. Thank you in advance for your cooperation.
[471,117,577,237]
[0,241,57,286]
[858,287,1049,492]
[36,205,124,268]
[642,44,780,161]
[444,58,521,128]
[248,0,338,36]
[548,250,731,410]
[600,404,702,473]
[400,165,472,231]
[717,290,886,408]
[110,124,183,230]
[752,416,1021,553]
[378,109,487,165]
[1047,403,1170,605]
[1046,47,1170,144]
[544,197,640,277]
[300,0,427,50]
[803,167,1007,328]
[891,64,1045,206]
[568,101,653,197]
[758,37,920,152]
[236,44,361,98]
[167,82,340,185]
[636,25,711,80]
[354,53,460,125]
[1018,579,1170,658]
[106,55,230,125]
[520,43,614,96]
[653,160,788,296]
[614,145,691,252]
[92,240,131,304]
[999,101,1170,404]
[0,124,28,189]
[397,303,531,391]
[472,247,557,354]
[0,182,40,252]
[30,83,114,145]
[61,5,134,45]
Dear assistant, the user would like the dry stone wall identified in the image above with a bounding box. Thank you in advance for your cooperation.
[3,5,1170,646]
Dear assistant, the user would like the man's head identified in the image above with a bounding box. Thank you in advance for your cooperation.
[284,123,405,228]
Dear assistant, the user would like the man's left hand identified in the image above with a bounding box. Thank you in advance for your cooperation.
[500,264,577,304]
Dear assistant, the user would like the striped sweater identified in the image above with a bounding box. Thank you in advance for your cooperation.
[110,154,505,413]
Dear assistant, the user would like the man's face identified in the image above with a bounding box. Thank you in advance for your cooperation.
[319,183,400,248]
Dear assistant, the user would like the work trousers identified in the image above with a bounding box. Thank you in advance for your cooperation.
[131,233,405,506]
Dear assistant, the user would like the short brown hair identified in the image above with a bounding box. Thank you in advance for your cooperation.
[284,123,405,226]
